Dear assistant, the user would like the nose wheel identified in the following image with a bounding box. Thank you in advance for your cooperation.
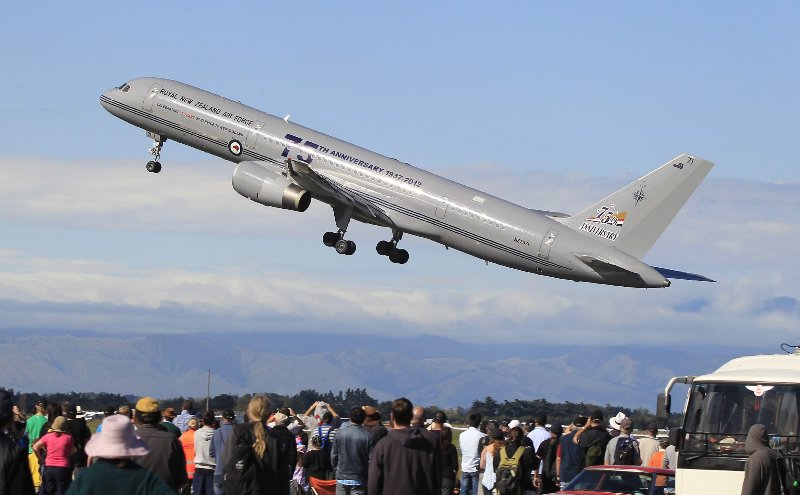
[323,231,356,255]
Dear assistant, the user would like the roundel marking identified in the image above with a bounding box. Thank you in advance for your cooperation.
[228,139,242,156]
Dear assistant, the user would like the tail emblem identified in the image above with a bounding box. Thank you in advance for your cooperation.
[586,205,627,227]
[633,182,647,206]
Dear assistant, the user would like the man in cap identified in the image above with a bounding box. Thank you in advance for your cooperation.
[604,418,641,465]
[0,389,34,493]
[637,423,660,466]
[210,410,236,495]
[161,407,181,437]
[557,415,587,489]
[134,396,188,491]
[608,412,627,439]
[574,410,612,467]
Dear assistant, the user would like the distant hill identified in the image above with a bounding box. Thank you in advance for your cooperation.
[0,329,762,409]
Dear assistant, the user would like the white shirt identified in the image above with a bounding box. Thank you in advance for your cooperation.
[459,427,485,473]
[529,426,550,474]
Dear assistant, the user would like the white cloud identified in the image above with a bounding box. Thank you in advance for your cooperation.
[1,156,799,346]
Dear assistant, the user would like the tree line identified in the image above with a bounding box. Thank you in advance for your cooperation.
[5,388,680,427]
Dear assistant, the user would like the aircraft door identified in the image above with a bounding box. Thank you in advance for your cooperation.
[538,229,558,259]
[246,120,265,149]
[142,83,161,112]
[435,198,448,219]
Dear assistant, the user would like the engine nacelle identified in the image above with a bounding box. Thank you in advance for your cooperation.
[232,162,310,212]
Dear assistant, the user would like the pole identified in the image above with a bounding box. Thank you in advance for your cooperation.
[206,369,211,412]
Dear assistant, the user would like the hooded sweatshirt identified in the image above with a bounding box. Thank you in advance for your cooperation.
[194,426,216,471]
[368,427,441,495]
[741,424,784,495]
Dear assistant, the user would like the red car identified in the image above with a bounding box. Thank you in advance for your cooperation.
[558,465,675,495]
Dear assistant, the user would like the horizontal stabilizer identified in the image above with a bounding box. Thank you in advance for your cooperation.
[652,266,715,282]
[574,253,636,276]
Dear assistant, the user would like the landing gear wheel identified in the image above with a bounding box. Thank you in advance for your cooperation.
[376,240,392,256]
[323,231,339,247]
[389,248,409,264]
[335,239,356,255]
[146,161,162,173]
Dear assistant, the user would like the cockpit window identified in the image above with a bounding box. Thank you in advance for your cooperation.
[117,82,131,92]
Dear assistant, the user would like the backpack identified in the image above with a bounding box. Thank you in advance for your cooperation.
[613,437,637,465]
[494,446,525,495]
[585,438,605,467]
[222,423,265,495]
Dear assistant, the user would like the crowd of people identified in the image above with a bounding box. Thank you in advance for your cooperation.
[0,388,727,495]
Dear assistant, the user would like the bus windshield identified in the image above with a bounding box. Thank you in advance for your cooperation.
[683,382,800,456]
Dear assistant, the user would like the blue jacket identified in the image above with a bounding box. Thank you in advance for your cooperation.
[210,422,234,475]
[331,421,372,483]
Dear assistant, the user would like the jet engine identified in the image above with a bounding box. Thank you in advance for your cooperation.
[232,162,310,212]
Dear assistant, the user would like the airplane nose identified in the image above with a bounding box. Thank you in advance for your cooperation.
[100,88,120,115]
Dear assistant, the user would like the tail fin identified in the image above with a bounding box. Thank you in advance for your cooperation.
[561,154,713,259]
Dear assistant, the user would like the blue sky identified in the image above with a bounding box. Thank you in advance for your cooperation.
[1,2,799,353]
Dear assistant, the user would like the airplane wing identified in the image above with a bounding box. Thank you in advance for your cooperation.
[286,159,395,228]
[651,266,716,282]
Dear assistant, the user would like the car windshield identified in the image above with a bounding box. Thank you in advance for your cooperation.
[683,382,800,456]
[565,469,674,495]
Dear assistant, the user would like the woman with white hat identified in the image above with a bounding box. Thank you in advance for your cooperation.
[33,416,74,495]
[65,415,173,495]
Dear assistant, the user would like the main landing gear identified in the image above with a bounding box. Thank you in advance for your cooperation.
[323,231,356,255]
[376,231,409,264]
[145,133,166,173]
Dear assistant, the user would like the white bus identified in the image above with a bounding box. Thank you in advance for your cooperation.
[659,345,800,494]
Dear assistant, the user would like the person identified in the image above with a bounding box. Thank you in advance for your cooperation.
[210,409,236,495]
[270,412,298,487]
[180,418,198,485]
[193,411,217,495]
[173,401,195,434]
[534,424,562,494]
[32,416,73,495]
[0,389,34,494]
[117,405,133,422]
[637,423,660,466]
[133,397,188,492]
[527,415,549,453]
[574,410,611,468]
[161,408,181,437]
[25,399,48,490]
[65,414,174,495]
[94,406,116,433]
[479,429,504,495]
[647,439,668,468]
[557,416,586,489]
[459,413,485,495]
[314,410,339,468]
[661,430,679,471]
[331,406,372,495]
[303,436,332,480]
[440,427,458,495]
[221,395,292,495]
[494,426,537,495]
[604,418,641,466]
[410,407,426,428]
[367,397,440,495]
[63,405,91,475]
[362,407,388,445]
[608,412,627,439]
[741,423,785,495]
[428,411,447,432]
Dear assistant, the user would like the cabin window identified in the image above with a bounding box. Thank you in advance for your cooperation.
[117,83,131,92]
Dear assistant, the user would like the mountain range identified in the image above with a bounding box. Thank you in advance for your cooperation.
[0,329,769,409]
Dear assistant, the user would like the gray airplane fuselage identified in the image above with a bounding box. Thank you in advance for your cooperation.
[100,77,673,288]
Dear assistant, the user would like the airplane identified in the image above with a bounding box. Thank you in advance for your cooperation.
[100,77,715,288]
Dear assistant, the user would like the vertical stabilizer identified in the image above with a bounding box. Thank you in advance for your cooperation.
[562,154,713,259]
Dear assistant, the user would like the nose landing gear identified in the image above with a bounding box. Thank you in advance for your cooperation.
[145,132,166,173]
